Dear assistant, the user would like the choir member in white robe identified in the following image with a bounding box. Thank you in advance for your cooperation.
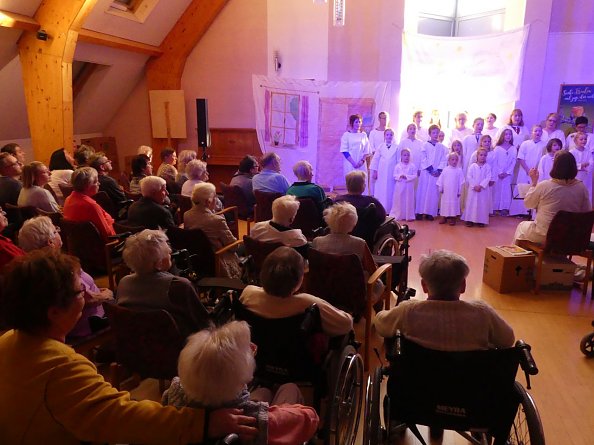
[491,129,517,214]
[368,111,389,195]
[463,148,492,226]
[436,152,465,225]
[569,132,593,204]
[566,116,594,151]
[400,111,428,143]
[340,114,371,178]
[495,109,530,151]
[390,149,417,221]
[447,112,473,146]
[541,113,565,144]
[397,124,423,177]
[370,129,398,211]
[483,113,499,145]
[461,118,485,174]
[537,138,563,182]
[415,125,447,219]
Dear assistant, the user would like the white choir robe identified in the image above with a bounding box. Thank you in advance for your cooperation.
[436,166,465,217]
[462,134,481,174]
[463,163,492,224]
[496,125,531,150]
[566,132,594,151]
[541,128,565,144]
[491,145,517,212]
[537,154,555,182]
[400,127,429,144]
[510,139,545,215]
[570,147,593,204]
[390,162,417,221]
[448,127,473,147]
[370,143,399,211]
[484,127,499,145]
[397,138,423,176]
[415,141,447,216]
[340,131,370,177]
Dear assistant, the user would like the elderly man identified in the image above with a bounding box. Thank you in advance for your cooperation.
[287,160,331,213]
[63,167,116,241]
[0,153,23,208]
[127,176,176,229]
[249,195,308,257]
[375,249,514,351]
[89,152,126,216]
[252,152,289,194]
[230,155,258,208]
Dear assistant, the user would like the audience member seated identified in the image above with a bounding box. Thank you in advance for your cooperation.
[176,149,197,189]
[513,150,591,245]
[287,160,332,213]
[163,321,319,445]
[0,249,258,444]
[0,205,24,271]
[127,176,176,230]
[128,154,152,194]
[252,152,290,194]
[73,144,95,168]
[312,202,383,307]
[157,147,178,183]
[117,229,210,338]
[375,249,515,350]
[230,155,258,208]
[18,162,61,213]
[137,144,153,162]
[184,183,242,278]
[249,195,308,258]
[1,142,25,166]
[48,147,75,205]
[18,216,113,337]
[89,153,126,214]
[0,152,23,207]
[335,170,387,242]
[62,167,115,241]
[181,159,209,197]
[239,246,353,337]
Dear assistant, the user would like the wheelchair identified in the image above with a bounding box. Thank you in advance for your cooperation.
[231,296,364,445]
[363,332,544,445]
[580,319,594,357]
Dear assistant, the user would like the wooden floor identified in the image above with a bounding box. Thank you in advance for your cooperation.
[131,216,594,445]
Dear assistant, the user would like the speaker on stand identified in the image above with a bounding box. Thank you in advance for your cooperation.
[196,98,210,161]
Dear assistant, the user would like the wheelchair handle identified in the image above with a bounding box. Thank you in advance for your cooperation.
[108,231,133,241]
[516,340,538,375]
[300,304,321,334]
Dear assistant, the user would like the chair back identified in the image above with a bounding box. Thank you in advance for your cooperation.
[232,298,323,384]
[254,190,283,222]
[58,183,73,199]
[59,219,106,273]
[167,226,216,277]
[178,194,193,221]
[291,197,324,240]
[306,248,367,320]
[386,336,521,438]
[544,210,594,255]
[242,236,284,283]
[4,203,39,224]
[92,190,118,219]
[104,303,184,380]
[221,182,253,220]
[353,204,382,248]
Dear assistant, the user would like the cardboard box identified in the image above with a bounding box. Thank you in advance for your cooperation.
[483,246,535,293]
[540,256,577,290]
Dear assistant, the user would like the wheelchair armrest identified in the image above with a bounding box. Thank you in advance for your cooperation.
[210,290,237,325]
[368,263,392,284]
[215,239,243,255]
[300,304,321,334]
[385,331,402,361]
[197,277,246,291]
[516,339,538,376]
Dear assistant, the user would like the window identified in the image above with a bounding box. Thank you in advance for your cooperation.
[107,0,159,23]
[269,93,300,147]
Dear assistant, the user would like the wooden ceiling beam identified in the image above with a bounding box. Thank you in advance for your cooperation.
[145,0,231,157]
[0,9,40,32]
[78,28,163,57]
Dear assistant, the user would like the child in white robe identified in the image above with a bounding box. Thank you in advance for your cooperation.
[415,125,447,220]
[436,152,465,225]
[461,117,484,174]
[397,123,423,177]
[537,138,562,182]
[370,129,398,211]
[569,132,593,205]
[463,148,492,227]
[390,148,417,221]
[491,128,516,215]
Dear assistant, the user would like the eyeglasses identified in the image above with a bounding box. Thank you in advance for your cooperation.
[71,288,85,298]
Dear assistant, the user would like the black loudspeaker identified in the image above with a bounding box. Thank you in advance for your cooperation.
[196,98,210,149]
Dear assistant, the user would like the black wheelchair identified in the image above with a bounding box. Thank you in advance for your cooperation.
[363,333,544,445]
[231,296,363,445]
[580,319,594,357]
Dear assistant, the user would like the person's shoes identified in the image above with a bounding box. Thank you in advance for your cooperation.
[415,213,423,221]
[448,218,456,226]
[477,223,486,228]
[438,216,447,224]
[465,221,473,227]
[425,214,434,221]
[501,209,509,216]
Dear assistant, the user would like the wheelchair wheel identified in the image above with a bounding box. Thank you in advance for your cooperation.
[363,367,384,445]
[506,382,545,445]
[579,332,594,357]
[326,348,364,445]
[374,235,399,256]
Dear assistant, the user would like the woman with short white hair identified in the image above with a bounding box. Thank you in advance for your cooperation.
[18,215,113,337]
[184,182,242,278]
[117,229,209,337]
[176,149,198,188]
[249,195,309,257]
[181,159,208,197]
[163,321,319,445]
[312,202,383,305]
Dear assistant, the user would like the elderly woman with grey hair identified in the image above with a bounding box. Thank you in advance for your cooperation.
[62,166,115,240]
[126,175,176,229]
[184,182,242,278]
[176,149,198,188]
[162,321,319,445]
[117,229,209,338]
[18,215,113,337]
[374,249,515,351]
[286,160,331,213]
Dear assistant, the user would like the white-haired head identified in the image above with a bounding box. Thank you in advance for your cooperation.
[271,195,300,226]
[323,202,358,234]
[122,229,171,274]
